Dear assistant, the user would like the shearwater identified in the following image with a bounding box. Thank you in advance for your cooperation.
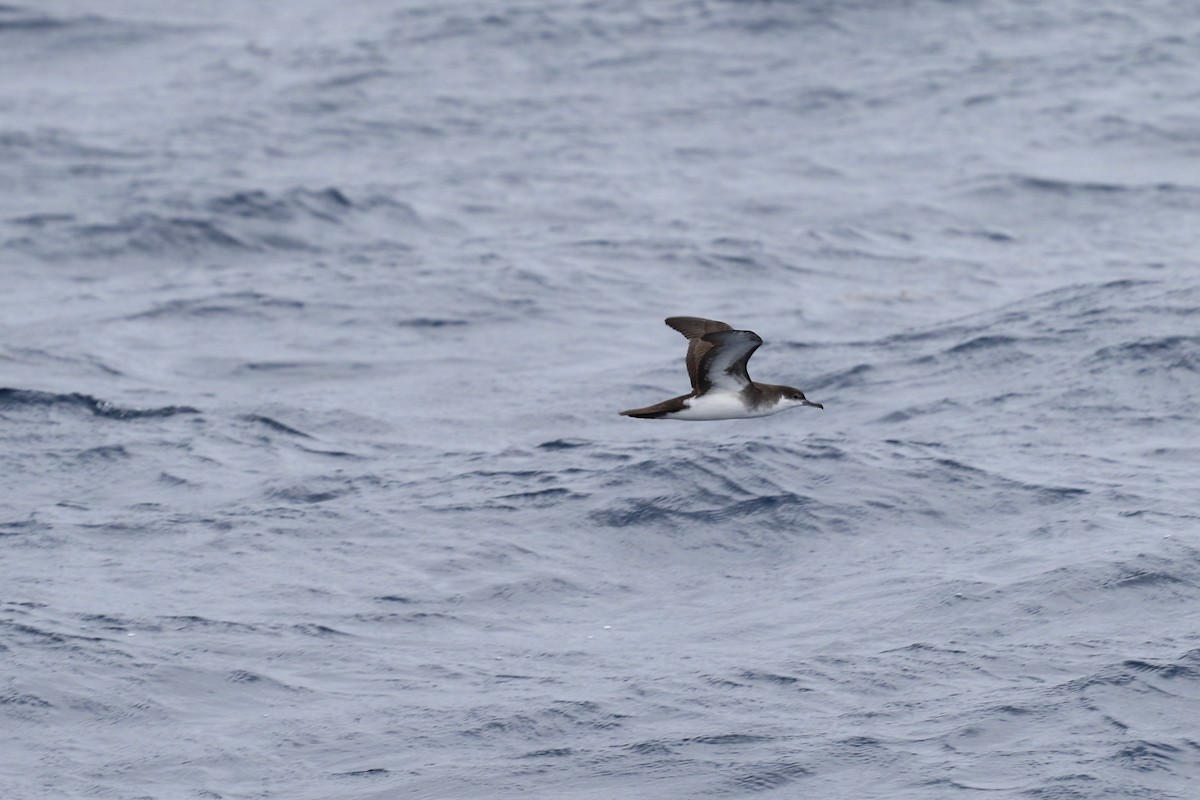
[620,316,823,420]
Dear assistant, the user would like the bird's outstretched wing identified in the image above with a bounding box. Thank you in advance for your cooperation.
[696,329,762,393]
[664,316,733,391]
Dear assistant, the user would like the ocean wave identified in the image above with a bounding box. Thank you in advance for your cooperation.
[848,279,1199,423]
[127,291,305,321]
[0,5,186,58]
[0,127,138,161]
[7,186,421,261]
[0,387,198,420]
[1091,336,1200,372]
[410,435,1093,542]
[51,214,249,258]
[961,173,1200,200]
[240,414,314,439]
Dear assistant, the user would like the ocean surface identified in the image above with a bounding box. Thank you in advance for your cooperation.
[3,1,1200,798]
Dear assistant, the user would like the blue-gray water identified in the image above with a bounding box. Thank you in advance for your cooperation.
[3,2,1200,798]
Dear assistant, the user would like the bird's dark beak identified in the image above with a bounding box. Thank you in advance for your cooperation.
[804,400,824,409]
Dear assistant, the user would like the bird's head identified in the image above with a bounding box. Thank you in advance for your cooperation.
[780,387,823,410]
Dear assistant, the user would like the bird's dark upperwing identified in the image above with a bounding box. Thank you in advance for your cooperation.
[664,316,733,391]
[696,329,763,393]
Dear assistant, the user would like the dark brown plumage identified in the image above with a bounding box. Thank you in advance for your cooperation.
[663,316,733,391]
[618,394,691,419]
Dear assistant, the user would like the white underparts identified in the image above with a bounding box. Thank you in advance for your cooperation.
[669,390,786,421]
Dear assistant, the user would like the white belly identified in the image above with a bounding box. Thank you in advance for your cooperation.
[669,391,781,421]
